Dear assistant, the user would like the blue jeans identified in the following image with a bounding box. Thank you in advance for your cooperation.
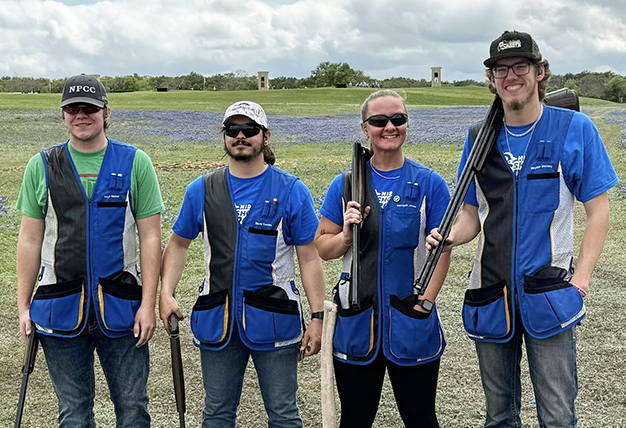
[475,324,578,428]
[200,326,302,428]
[38,311,150,428]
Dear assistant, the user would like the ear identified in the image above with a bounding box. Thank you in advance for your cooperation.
[536,66,544,80]
[264,129,271,141]
[361,122,369,138]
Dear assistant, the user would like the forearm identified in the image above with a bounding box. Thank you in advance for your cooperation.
[17,217,44,314]
[572,194,611,288]
[297,243,325,313]
[137,215,162,307]
[160,234,191,297]
[449,203,481,247]
[315,231,349,261]
[422,250,451,303]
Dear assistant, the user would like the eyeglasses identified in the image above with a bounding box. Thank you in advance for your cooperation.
[224,124,263,138]
[62,104,103,115]
[363,113,408,128]
[492,62,531,79]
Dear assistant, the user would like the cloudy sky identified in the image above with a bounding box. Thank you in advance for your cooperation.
[1,0,625,82]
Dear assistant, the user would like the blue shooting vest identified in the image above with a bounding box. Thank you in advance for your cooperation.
[463,106,585,342]
[30,140,142,338]
[190,165,306,352]
[333,159,446,366]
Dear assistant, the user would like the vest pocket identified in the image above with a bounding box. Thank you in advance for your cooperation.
[30,278,85,333]
[388,294,444,361]
[526,172,560,214]
[243,286,302,344]
[191,289,229,345]
[96,200,128,237]
[333,305,374,359]
[389,210,420,248]
[462,281,511,340]
[522,267,583,334]
[248,227,278,262]
[98,272,142,332]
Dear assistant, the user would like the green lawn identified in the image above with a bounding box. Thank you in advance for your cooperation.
[0,87,624,427]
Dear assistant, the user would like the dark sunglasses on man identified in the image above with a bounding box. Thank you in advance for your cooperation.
[492,61,532,79]
[224,124,263,138]
[363,113,408,128]
[62,104,103,115]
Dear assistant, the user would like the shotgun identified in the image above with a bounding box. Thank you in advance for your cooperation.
[15,323,38,428]
[349,141,368,311]
[169,314,186,428]
[414,88,580,298]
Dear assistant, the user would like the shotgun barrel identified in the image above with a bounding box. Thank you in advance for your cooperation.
[15,323,38,428]
[349,142,367,311]
[169,314,186,428]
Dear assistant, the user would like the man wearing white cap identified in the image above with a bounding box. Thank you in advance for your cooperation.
[160,101,324,427]
[16,74,163,427]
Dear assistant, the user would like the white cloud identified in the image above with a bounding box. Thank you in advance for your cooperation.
[0,0,624,80]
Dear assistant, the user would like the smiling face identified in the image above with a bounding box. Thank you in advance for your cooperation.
[361,96,408,155]
[491,57,543,111]
[63,103,108,145]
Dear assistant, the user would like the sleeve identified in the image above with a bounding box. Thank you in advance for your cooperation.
[318,173,345,227]
[283,180,319,246]
[562,113,619,203]
[16,154,47,219]
[172,176,205,240]
[459,128,478,207]
[426,171,451,233]
[131,149,165,219]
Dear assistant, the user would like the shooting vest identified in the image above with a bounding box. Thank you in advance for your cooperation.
[463,106,585,342]
[333,159,446,366]
[29,140,142,339]
[190,165,306,351]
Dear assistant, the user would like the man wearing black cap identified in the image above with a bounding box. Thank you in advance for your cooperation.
[160,100,324,427]
[16,74,163,427]
[427,31,618,426]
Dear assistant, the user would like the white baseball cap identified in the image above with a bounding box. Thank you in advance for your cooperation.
[222,101,269,129]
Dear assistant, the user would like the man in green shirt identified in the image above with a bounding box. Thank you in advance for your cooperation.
[16,74,163,427]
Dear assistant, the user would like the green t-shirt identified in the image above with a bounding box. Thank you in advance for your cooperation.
[16,141,164,220]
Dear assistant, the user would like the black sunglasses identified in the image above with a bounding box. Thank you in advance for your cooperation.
[363,113,408,128]
[224,124,263,138]
[62,104,103,115]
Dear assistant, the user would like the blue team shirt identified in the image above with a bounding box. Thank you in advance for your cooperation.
[461,110,619,206]
[320,161,450,234]
[173,166,319,246]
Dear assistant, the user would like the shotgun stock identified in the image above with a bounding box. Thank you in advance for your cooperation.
[414,88,580,297]
[15,323,38,428]
[169,314,186,428]
[349,142,368,311]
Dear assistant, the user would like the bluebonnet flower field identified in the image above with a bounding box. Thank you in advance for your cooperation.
[0,89,624,427]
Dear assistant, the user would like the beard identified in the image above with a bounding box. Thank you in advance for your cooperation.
[224,140,263,163]
[504,83,537,111]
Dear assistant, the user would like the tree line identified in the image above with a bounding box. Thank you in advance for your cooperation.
[2,62,625,103]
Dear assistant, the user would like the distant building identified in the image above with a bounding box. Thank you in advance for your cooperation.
[258,71,269,90]
[431,67,442,87]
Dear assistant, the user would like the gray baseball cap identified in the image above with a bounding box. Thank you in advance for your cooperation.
[61,74,108,108]
[222,101,269,128]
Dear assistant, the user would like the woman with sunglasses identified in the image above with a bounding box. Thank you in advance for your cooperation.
[315,90,451,427]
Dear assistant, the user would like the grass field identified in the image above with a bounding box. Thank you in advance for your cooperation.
[0,87,624,427]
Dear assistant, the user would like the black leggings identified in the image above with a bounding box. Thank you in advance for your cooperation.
[334,352,440,428]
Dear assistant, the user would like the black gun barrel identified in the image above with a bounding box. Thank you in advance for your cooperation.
[349,142,366,311]
[15,324,38,428]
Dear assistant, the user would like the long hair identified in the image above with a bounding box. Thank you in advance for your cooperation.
[485,58,552,101]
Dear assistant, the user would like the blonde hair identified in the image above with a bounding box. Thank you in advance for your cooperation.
[360,90,407,122]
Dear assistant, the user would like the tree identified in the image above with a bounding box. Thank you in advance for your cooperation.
[564,78,580,94]
[310,62,369,87]
[604,76,626,103]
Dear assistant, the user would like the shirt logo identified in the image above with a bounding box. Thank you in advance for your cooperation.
[376,190,393,209]
[498,39,521,51]
[235,203,252,224]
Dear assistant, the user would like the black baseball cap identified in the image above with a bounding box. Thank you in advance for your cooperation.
[484,31,541,67]
[61,74,108,108]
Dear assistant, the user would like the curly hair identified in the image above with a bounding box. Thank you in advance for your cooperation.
[485,58,552,101]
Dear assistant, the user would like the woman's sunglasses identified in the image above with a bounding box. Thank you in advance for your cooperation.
[363,113,408,128]
[62,104,103,115]
[224,124,263,138]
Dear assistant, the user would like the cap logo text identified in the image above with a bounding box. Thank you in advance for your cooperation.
[498,39,521,52]
[68,85,96,94]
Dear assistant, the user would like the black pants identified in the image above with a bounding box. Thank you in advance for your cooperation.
[334,352,440,428]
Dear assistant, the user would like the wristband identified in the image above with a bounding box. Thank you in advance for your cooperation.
[311,311,324,320]
[571,282,587,297]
